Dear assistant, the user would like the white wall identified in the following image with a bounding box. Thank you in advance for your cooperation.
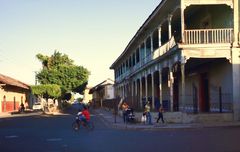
[178,60,233,110]
[105,85,115,99]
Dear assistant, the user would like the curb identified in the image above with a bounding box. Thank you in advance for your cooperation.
[93,109,240,130]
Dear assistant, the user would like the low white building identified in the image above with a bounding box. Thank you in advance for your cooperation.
[89,78,115,107]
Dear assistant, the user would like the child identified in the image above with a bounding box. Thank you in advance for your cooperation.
[141,111,147,124]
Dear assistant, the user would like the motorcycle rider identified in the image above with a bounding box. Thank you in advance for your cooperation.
[77,105,90,124]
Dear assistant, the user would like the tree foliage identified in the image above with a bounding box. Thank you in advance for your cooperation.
[35,51,90,94]
[31,84,61,98]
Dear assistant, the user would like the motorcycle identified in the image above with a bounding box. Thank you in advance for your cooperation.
[72,115,94,131]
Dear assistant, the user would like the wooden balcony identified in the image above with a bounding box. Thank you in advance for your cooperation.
[184,28,233,44]
[116,29,234,82]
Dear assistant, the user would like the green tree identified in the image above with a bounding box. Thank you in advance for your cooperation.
[35,51,90,94]
[31,84,61,99]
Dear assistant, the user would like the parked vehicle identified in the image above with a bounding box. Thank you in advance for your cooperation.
[32,103,43,111]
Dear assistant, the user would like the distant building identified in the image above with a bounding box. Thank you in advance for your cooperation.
[110,0,240,122]
[83,86,93,104]
[89,78,115,107]
[0,74,31,113]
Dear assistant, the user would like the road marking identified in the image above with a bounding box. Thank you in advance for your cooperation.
[46,138,62,142]
[5,135,18,139]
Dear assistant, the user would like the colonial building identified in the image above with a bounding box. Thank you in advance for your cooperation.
[0,74,30,113]
[89,79,115,107]
[110,0,240,121]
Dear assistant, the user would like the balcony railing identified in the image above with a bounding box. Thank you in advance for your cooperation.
[153,36,176,60]
[184,28,233,44]
[116,37,177,82]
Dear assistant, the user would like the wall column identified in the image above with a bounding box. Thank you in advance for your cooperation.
[123,84,126,98]
[181,2,185,43]
[151,72,155,108]
[139,45,143,66]
[158,26,162,47]
[169,69,174,112]
[150,33,154,53]
[159,71,163,106]
[130,80,135,105]
[233,0,239,46]
[145,74,148,103]
[122,85,124,98]
[232,47,240,121]
[181,63,186,112]
[144,40,147,64]
[168,15,173,39]
[140,77,143,108]
[135,79,138,105]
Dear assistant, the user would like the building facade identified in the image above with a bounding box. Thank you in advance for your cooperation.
[110,0,240,121]
[89,79,115,107]
[0,74,30,113]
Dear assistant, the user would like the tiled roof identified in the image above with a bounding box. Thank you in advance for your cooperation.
[0,74,29,89]
[89,78,114,94]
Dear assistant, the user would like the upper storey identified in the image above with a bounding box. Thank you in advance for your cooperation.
[110,0,239,82]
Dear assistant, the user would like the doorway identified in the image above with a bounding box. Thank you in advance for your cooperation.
[173,77,179,111]
[199,73,210,112]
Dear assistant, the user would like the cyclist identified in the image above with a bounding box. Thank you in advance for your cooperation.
[77,105,90,124]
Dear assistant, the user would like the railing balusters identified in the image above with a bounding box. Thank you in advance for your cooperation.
[184,28,233,44]
[224,29,227,43]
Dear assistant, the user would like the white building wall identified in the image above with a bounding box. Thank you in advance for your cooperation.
[105,85,115,99]
[208,61,233,105]
[162,81,169,101]
[178,61,233,110]
[181,74,197,106]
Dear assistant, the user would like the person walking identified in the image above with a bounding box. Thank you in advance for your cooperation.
[144,102,152,125]
[121,102,129,123]
[156,105,165,124]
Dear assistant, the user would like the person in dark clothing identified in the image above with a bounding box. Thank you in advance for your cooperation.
[156,105,165,124]
[19,102,25,112]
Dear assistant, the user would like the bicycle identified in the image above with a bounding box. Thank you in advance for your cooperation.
[72,115,94,131]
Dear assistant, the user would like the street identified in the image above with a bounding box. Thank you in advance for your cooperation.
[0,113,240,152]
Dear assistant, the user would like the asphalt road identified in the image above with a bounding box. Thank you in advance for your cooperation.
[0,112,240,152]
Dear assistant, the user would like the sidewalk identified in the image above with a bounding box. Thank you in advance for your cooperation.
[0,110,67,119]
[93,108,240,130]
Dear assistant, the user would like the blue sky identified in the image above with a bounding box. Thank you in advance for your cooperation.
[0,0,160,86]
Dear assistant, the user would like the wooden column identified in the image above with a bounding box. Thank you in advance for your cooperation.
[159,71,163,106]
[140,77,143,108]
[151,72,155,108]
[145,74,148,103]
[168,15,173,39]
[169,69,174,112]
[158,26,162,47]
[181,63,186,112]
